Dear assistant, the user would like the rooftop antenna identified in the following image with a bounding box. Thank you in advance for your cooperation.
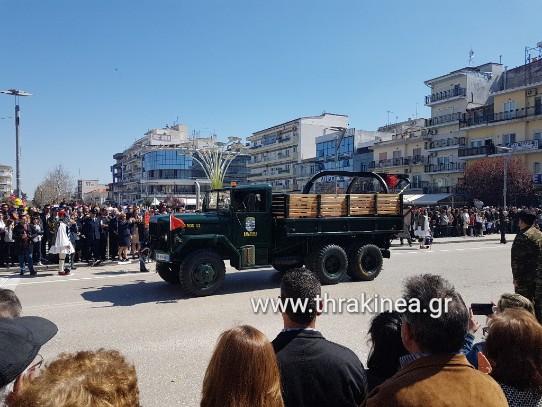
[468,48,474,66]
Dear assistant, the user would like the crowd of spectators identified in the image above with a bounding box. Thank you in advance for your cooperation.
[2,268,541,406]
[402,204,542,243]
[0,200,182,275]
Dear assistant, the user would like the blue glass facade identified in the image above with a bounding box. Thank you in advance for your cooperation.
[316,135,354,171]
[142,150,194,180]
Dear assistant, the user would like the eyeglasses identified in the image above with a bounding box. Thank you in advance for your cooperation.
[29,353,43,372]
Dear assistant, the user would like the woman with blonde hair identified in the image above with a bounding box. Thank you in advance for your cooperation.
[7,349,140,407]
[201,325,284,407]
[482,308,542,406]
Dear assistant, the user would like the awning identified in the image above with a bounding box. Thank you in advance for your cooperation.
[404,193,455,206]
[403,194,424,203]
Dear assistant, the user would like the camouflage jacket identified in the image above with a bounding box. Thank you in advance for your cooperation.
[511,225,542,281]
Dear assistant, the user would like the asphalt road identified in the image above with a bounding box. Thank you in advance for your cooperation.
[1,236,514,406]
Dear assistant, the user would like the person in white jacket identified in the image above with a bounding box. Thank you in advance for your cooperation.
[48,210,74,276]
[415,208,432,249]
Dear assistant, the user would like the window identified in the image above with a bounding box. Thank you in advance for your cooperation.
[502,133,516,145]
[471,139,484,148]
[504,100,516,119]
[534,132,541,146]
[379,152,387,161]
[535,163,541,173]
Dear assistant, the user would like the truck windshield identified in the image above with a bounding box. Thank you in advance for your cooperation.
[207,190,230,211]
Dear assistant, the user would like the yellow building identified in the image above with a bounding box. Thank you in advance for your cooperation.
[460,60,542,203]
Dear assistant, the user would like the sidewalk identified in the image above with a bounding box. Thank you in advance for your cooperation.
[393,233,513,246]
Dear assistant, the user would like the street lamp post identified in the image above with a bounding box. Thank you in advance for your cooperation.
[1,89,33,197]
[496,146,512,208]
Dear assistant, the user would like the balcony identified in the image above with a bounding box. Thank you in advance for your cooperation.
[425,87,466,105]
[460,105,542,128]
[424,162,466,173]
[458,145,492,157]
[427,137,467,150]
[425,112,462,127]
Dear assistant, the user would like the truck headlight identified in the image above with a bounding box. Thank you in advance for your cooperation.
[163,234,168,242]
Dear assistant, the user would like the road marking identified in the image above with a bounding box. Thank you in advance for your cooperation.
[0,272,151,287]
[393,245,505,255]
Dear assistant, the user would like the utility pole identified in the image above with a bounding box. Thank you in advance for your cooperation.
[1,89,33,197]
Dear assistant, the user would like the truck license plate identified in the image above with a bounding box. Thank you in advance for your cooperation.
[155,252,170,262]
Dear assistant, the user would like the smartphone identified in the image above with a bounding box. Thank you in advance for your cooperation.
[471,303,494,315]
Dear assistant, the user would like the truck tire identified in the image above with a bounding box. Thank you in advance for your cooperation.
[307,244,347,285]
[156,262,181,285]
[272,256,304,274]
[347,243,383,281]
[180,249,226,297]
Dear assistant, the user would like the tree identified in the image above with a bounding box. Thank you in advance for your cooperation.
[180,136,248,189]
[457,156,535,207]
[32,164,75,207]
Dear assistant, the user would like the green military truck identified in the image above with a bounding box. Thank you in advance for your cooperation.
[149,171,407,297]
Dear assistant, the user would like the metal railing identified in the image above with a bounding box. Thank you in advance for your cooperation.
[425,87,466,104]
[460,105,542,128]
[424,162,466,173]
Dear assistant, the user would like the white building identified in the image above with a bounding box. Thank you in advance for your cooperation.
[247,113,349,191]
[0,164,13,199]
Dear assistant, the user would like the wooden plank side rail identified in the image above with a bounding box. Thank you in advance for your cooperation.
[282,193,401,218]
[288,194,318,218]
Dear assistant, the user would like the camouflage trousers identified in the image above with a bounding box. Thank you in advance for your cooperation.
[516,277,542,323]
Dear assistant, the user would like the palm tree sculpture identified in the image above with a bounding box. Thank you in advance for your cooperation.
[180,136,247,189]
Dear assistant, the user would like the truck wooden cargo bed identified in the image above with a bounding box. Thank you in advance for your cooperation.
[272,193,402,219]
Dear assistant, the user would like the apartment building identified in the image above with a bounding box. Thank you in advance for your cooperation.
[0,164,12,199]
[422,63,504,193]
[460,58,542,202]
[110,124,249,204]
[371,119,428,191]
[247,113,348,192]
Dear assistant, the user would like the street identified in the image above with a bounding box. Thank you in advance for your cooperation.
[2,236,514,406]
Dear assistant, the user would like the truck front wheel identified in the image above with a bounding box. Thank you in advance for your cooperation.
[156,262,181,285]
[307,244,347,285]
[180,249,226,297]
[347,243,383,281]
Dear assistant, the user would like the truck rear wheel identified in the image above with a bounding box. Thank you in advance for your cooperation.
[156,262,181,284]
[307,244,347,285]
[180,249,226,297]
[347,243,383,281]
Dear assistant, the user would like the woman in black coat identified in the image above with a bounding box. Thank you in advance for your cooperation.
[116,213,131,262]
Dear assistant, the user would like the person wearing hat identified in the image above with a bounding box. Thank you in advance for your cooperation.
[511,209,542,323]
[0,316,57,404]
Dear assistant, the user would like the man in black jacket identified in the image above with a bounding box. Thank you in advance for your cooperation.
[272,268,367,407]
[13,214,39,275]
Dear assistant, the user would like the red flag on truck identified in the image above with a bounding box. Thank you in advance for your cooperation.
[386,174,399,189]
[170,215,185,231]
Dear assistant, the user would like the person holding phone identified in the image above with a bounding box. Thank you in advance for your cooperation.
[461,293,535,368]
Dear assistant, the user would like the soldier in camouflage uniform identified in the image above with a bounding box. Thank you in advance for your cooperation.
[511,209,542,323]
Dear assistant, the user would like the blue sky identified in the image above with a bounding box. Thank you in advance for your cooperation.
[0,0,539,199]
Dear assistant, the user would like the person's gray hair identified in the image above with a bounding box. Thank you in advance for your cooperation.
[0,379,16,405]
[402,274,468,354]
[0,289,22,319]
